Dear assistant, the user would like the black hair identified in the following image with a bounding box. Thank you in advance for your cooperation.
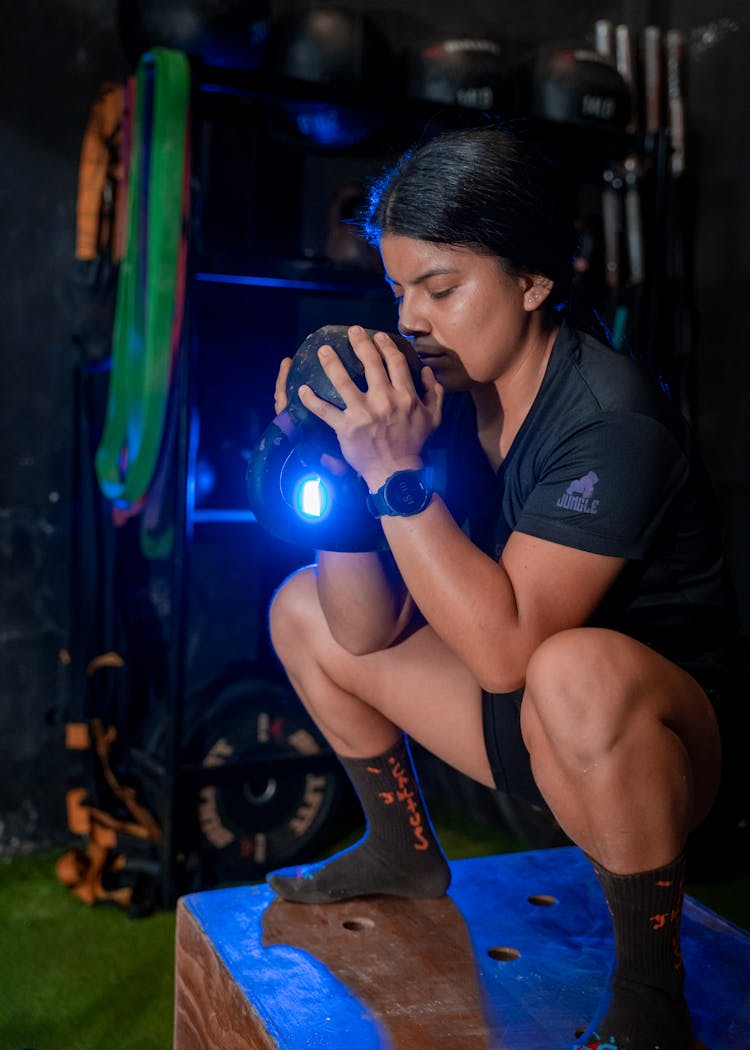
[361,124,579,318]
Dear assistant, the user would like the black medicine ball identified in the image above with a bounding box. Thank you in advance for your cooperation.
[262,6,394,148]
[408,37,513,113]
[523,47,631,128]
[117,0,270,69]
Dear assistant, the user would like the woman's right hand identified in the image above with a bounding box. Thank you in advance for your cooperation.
[274,357,293,416]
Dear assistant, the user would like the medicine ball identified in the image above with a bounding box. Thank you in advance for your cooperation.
[284,324,423,435]
[521,46,631,128]
[117,0,270,70]
[262,6,394,149]
[408,37,513,114]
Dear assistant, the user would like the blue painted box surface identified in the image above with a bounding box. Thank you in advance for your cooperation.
[181,847,750,1049]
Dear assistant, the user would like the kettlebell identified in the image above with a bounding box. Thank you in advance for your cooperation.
[246,325,422,552]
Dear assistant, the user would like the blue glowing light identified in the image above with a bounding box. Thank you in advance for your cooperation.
[295,476,329,519]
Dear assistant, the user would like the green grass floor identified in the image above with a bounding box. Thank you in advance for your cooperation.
[0,850,176,1050]
[1,811,748,1050]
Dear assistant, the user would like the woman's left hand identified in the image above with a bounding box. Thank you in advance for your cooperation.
[297,325,443,491]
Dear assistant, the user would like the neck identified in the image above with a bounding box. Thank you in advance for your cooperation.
[471,320,559,467]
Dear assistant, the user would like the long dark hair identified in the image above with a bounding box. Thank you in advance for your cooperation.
[361,124,580,319]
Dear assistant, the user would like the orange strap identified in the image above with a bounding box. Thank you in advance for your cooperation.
[85,650,125,676]
[91,718,163,841]
[75,82,124,261]
[56,844,133,908]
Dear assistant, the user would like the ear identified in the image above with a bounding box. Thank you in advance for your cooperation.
[521,275,554,312]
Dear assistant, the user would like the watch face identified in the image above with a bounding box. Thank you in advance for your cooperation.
[384,471,430,515]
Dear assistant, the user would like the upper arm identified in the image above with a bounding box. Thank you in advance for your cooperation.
[514,412,690,560]
[487,411,688,681]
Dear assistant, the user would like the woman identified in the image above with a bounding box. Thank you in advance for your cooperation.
[265,126,741,1050]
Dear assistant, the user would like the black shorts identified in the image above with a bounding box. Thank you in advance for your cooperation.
[481,687,545,807]
[481,643,750,810]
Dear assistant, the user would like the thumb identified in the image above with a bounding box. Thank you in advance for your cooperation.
[422,366,444,424]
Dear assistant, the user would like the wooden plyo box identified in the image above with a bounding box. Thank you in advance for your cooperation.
[174,846,750,1049]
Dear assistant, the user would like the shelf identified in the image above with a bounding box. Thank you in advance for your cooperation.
[196,270,388,297]
[193,509,256,524]
[193,62,645,168]
[196,64,400,112]
[195,258,389,298]
[153,55,671,909]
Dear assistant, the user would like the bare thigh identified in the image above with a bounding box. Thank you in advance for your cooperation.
[521,627,723,831]
[271,568,495,788]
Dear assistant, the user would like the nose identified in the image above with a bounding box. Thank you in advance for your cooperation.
[397,294,428,339]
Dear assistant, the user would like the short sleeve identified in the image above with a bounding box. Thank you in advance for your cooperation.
[514,412,690,559]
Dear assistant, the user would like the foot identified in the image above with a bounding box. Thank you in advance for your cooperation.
[267,836,451,904]
[571,976,692,1050]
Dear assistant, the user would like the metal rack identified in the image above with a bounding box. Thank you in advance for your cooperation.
[122,61,677,906]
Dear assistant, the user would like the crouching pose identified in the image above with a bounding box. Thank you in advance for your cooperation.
[265,126,743,1050]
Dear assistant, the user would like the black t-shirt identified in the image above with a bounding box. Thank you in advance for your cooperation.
[436,321,739,662]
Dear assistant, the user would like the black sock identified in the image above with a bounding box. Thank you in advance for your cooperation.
[574,850,692,1050]
[267,736,451,903]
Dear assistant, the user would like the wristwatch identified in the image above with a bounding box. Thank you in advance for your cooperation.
[367,469,433,518]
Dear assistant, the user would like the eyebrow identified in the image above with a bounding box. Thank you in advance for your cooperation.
[385,266,459,287]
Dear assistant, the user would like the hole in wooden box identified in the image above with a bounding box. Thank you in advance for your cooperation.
[487,946,520,962]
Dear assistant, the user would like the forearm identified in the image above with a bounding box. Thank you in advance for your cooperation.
[316,548,416,654]
[380,497,527,691]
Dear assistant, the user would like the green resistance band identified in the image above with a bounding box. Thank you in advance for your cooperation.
[95,48,190,507]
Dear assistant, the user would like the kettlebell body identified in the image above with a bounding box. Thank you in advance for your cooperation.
[247,325,422,551]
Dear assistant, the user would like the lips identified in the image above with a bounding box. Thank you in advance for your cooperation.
[415,344,447,362]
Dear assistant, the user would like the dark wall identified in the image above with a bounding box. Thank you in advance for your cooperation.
[1,0,747,853]
[672,1,750,630]
[0,2,130,852]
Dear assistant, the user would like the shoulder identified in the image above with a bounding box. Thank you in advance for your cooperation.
[545,324,690,451]
[558,324,669,415]
[507,330,696,558]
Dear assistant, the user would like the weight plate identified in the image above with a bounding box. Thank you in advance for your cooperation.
[179,669,356,885]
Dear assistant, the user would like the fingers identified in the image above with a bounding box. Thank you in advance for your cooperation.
[351,326,414,392]
[316,342,364,401]
[297,380,343,427]
[295,339,361,428]
[354,328,443,428]
[296,325,442,428]
[274,357,292,415]
[420,364,444,421]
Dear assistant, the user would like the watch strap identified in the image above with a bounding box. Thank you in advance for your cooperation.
[367,468,433,518]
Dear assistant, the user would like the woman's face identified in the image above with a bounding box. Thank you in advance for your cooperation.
[379,235,537,391]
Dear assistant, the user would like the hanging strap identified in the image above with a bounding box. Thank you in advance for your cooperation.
[75,82,125,262]
[95,48,190,507]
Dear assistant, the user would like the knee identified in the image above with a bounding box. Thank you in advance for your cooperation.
[522,628,636,762]
[268,565,319,666]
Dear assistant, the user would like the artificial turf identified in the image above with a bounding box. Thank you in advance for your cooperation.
[0,850,176,1050]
